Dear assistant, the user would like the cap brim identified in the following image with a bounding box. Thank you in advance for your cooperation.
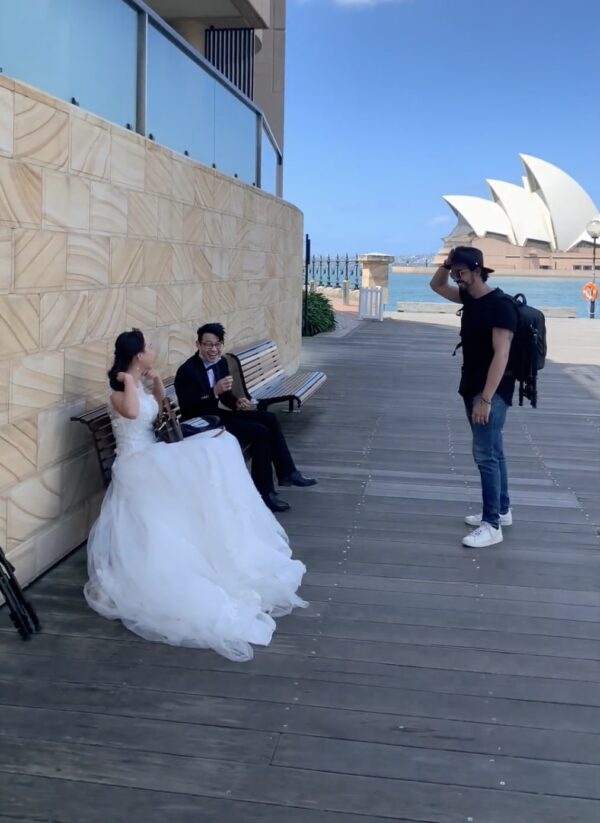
[481,266,494,275]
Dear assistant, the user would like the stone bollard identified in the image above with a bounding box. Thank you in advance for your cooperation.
[359,253,394,306]
[342,279,350,305]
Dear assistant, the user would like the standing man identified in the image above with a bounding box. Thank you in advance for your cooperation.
[175,323,316,513]
[430,247,516,548]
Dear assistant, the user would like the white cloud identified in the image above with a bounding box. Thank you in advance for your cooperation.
[429,215,451,226]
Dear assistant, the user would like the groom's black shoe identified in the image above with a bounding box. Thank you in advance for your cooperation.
[280,471,317,488]
[263,492,291,512]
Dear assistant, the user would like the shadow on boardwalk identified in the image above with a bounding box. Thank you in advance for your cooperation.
[1,318,600,822]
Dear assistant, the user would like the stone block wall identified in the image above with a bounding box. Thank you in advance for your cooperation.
[0,75,303,585]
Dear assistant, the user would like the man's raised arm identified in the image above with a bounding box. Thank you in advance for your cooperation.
[429,249,462,304]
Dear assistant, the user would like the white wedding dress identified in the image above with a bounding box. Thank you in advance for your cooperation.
[84,384,307,661]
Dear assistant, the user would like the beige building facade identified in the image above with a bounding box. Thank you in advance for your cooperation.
[0,67,302,587]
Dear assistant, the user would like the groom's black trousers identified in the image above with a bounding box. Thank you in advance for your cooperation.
[217,410,296,496]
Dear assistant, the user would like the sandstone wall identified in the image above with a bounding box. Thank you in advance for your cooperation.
[0,75,303,585]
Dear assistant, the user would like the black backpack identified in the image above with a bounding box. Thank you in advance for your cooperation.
[506,293,547,408]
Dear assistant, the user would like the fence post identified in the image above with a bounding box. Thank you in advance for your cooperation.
[302,234,310,335]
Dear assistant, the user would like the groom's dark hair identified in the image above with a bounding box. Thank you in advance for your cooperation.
[197,322,225,343]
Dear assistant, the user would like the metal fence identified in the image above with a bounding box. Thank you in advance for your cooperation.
[304,255,363,290]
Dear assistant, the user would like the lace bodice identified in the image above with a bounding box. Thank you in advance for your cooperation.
[110,384,159,459]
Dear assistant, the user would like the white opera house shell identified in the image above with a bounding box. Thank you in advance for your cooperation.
[437,154,600,273]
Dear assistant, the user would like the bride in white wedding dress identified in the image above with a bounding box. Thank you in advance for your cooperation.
[84,329,307,661]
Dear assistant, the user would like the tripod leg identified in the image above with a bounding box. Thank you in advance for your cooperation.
[0,576,32,640]
[0,547,40,634]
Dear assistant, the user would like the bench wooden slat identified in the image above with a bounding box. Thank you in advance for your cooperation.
[241,363,283,382]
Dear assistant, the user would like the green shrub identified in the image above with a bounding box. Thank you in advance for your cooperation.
[302,291,337,336]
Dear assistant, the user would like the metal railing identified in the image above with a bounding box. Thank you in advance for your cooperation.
[0,0,282,196]
[304,255,363,290]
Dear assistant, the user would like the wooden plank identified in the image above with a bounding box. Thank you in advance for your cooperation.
[273,733,600,798]
[2,647,600,734]
[298,583,600,621]
[0,774,395,823]
[5,632,600,710]
[303,572,600,606]
[2,738,600,822]
[0,705,278,764]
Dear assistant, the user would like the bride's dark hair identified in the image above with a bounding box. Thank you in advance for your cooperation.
[108,328,146,391]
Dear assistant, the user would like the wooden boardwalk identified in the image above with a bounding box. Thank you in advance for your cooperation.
[2,317,600,822]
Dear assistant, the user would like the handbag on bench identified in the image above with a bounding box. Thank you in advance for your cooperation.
[154,397,184,443]
[155,399,223,443]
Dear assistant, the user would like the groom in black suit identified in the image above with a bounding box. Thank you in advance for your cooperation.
[175,323,316,512]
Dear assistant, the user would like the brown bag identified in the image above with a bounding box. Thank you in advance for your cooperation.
[154,397,183,443]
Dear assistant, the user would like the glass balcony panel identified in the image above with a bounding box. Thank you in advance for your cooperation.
[0,0,137,127]
[147,22,215,165]
[214,81,257,186]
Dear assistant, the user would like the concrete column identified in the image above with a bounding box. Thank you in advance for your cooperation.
[359,253,394,303]
[168,19,207,55]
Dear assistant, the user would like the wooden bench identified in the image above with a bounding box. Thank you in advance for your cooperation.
[71,379,179,489]
[72,379,250,489]
[225,339,327,412]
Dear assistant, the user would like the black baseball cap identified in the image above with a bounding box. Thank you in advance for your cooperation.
[447,246,494,275]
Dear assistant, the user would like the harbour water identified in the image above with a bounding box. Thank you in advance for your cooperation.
[387,273,594,317]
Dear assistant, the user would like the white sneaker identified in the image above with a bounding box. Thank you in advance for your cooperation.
[462,523,503,548]
[465,509,512,527]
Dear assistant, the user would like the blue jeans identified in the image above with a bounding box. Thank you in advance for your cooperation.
[464,394,510,529]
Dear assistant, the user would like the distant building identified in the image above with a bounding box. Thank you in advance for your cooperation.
[436,155,600,272]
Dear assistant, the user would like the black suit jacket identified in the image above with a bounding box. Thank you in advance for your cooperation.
[175,354,237,420]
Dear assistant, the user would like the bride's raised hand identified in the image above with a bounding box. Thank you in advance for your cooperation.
[142,368,160,381]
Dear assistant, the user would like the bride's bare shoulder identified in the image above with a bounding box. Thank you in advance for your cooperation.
[110,390,138,420]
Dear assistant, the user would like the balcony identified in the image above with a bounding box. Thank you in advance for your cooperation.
[0,0,281,195]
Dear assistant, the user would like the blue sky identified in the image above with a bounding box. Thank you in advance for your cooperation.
[283,0,600,256]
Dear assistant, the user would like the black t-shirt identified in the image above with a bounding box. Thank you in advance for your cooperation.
[458,288,517,405]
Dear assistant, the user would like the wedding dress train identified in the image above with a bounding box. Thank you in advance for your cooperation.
[84,385,307,661]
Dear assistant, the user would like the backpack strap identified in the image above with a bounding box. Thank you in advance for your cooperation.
[452,305,464,356]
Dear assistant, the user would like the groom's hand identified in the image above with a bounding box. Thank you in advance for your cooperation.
[236,397,256,411]
[215,376,234,396]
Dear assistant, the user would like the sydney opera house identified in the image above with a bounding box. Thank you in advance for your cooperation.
[435,154,600,273]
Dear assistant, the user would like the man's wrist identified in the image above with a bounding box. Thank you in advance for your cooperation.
[481,396,492,405]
